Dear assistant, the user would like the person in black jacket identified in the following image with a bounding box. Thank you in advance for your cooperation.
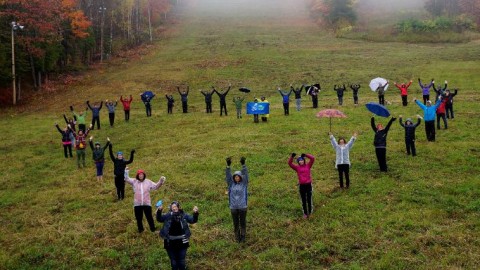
[89,136,110,181]
[350,84,361,105]
[213,84,231,116]
[165,95,174,114]
[109,143,134,200]
[334,84,346,105]
[291,84,303,111]
[306,84,320,108]
[157,201,199,270]
[201,89,214,113]
[178,86,189,113]
[399,115,421,156]
[444,89,458,119]
[371,116,396,172]
[55,123,74,158]
[278,87,293,115]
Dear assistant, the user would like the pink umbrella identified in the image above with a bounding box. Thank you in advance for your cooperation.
[316,109,347,132]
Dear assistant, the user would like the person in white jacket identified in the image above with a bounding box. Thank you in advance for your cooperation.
[329,132,357,189]
[125,168,165,233]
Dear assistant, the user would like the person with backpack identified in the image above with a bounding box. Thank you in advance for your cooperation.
[214,84,231,116]
[73,124,92,168]
[87,100,103,130]
[109,143,135,200]
[288,153,315,218]
[418,78,434,105]
[333,84,346,106]
[399,115,422,156]
[201,89,215,113]
[89,136,110,181]
[55,123,74,158]
[178,86,189,113]
[329,132,357,188]
[291,84,304,111]
[157,201,199,270]
[225,156,249,243]
[349,84,361,105]
[120,95,133,121]
[394,80,412,106]
[105,100,117,127]
[165,94,175,114]
[278,87,293,115]
[124,168,165,233]
[371,116,396,172]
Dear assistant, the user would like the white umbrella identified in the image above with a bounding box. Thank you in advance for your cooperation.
[369,77,389,91]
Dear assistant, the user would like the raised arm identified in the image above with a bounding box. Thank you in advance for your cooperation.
[55,124,63,134]
[99,101,103,110]
[306,154,315,168]
[102,140,110,152]
[384,117,396,133]
[329,134,338,148]
[87,101,93,110]
[288,153,297,170]
[240,157,248,184]
[371,117,377,132]
[125,149,135,165]
[414,117,422,127]
[108,144,115,162]
[151,176,166,190]
[225,158,233,187]
[399,117,405,128]
[63,114,69,125]
[346,135,356,149]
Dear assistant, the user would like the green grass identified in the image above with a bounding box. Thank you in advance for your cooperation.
[1,2,480,269]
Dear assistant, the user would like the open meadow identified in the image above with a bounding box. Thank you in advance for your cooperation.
[1,1,480,269]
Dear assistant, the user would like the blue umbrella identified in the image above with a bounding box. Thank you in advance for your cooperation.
[141,91,155,102]
[365,102,390,117]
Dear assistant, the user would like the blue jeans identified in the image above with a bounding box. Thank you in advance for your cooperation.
[166,247,187,270]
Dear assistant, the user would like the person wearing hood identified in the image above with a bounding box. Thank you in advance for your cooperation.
[178,86,189,113]
[140,92,155,117]
[414,97,442,142]
[418,78,434,105]
[120,95,133,121]
[334,84,346,106]
[157,201,199,270]
[375,81,389,105]
[89,136,110,181]
[399,115,422,156]
[288,153,315,218]
[105,100,117,127]
[70,105,88,132]
[201,89,215,113]
[109,143,135,200]
[443,89,458,119]
[55,123,74,158]
[371,116,396,172]
[291,84,304,111]
[165,94,175,114]
[225,156,249,243]
[124,168,165,233]
[349,84,361,105]
[87,100,103,130]
[394,80,412,106]
[213,84,231,116]
[329,132,357,188]
[278,87,293,115]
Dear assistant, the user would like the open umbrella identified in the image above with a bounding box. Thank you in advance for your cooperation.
[239,87,251,93]
[369,77,389,91]
[316,109,347,132]
[365,102,390,117]
[141,90,155,102]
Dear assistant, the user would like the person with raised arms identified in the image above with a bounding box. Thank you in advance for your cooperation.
[225,156,249,243]
[288,153,315,219]
[371,116,396,172]
[399,115,422,156]
[87,100,103,130]
[109,142,135,200]
[213,84,231,116]
[329,132,357,188]
[394,80,412,106]
[89,136,110,181]
[120,95,133,121]
[414,96,441,142]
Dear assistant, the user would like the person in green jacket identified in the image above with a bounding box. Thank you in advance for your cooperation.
[89,136,110,181]
[233,96,245,119]
[70,105,88,132]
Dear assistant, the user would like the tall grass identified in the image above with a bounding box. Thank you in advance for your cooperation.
[1,2,480,269]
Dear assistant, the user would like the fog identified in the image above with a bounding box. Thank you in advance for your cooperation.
[357,0,427,12]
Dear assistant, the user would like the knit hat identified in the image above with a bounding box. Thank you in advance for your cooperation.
[117,151,123,156]
[94,142,101,146]
[136,169,146,180]
[297,157,305,163]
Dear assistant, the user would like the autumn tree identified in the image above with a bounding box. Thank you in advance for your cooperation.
[309,0,357,32]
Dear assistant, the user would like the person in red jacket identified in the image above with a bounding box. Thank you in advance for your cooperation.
[436,97,448,129]
[288,153,315,219]
[120,95,133,122]
[394,80,412,106]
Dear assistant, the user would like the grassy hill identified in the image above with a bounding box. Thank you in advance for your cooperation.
[1,1,480,269]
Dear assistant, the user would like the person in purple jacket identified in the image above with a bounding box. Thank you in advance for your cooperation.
[288,153,315,219]
[418,78,434,105]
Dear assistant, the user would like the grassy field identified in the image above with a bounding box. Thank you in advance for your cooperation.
[1,1,480,269]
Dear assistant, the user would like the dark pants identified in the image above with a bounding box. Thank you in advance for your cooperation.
[353,95,358,105]
[95,161,104,176]
[145,103,152,117]
[108,113,115,126]
[446,104,454,119]
[375,147,387,172]
[337,164,350,188]
[63,144,73,158]
[236,108,242,119]
[168,104,173,114]
[425,120,435,141]
[261,116,267,122]
[405,138,416,156]
[299,183,313,215]
[423,95,430,105]
[283,103,289,115]
[92,116,100,129]
[254,114,259,123]
[378,95,385,105]
[124,110,130,121]
[437,113,447,129]
[401,95,408,106]
[78,124,86,133]
[182,101,188,113]
[231,208,247,242]
[134,205,155,233]
[76,149,86,168]
[206,102,212,113]
[338,96,343,105]
[312,96,318,108]
[114,174,125,200]
[220,103,227,116]
[166,247,187,270]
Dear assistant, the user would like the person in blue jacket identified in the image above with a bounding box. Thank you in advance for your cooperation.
[201,89,215,113]
[140,92,155,117]
[105,100,117,127]
[399,115,422,156]
[415,97,442,142]
[178,86,189,113]
[87,100,103,130]
[334,84,346,105]
[278,87,293,115]
[225,156,249,243]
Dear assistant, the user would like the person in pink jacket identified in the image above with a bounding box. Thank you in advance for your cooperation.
[288,153,315,219]
[125,168,165,233]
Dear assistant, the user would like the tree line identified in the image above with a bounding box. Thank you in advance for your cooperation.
[0,0,176,103]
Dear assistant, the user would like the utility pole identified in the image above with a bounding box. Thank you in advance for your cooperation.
[11,21,24,105]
